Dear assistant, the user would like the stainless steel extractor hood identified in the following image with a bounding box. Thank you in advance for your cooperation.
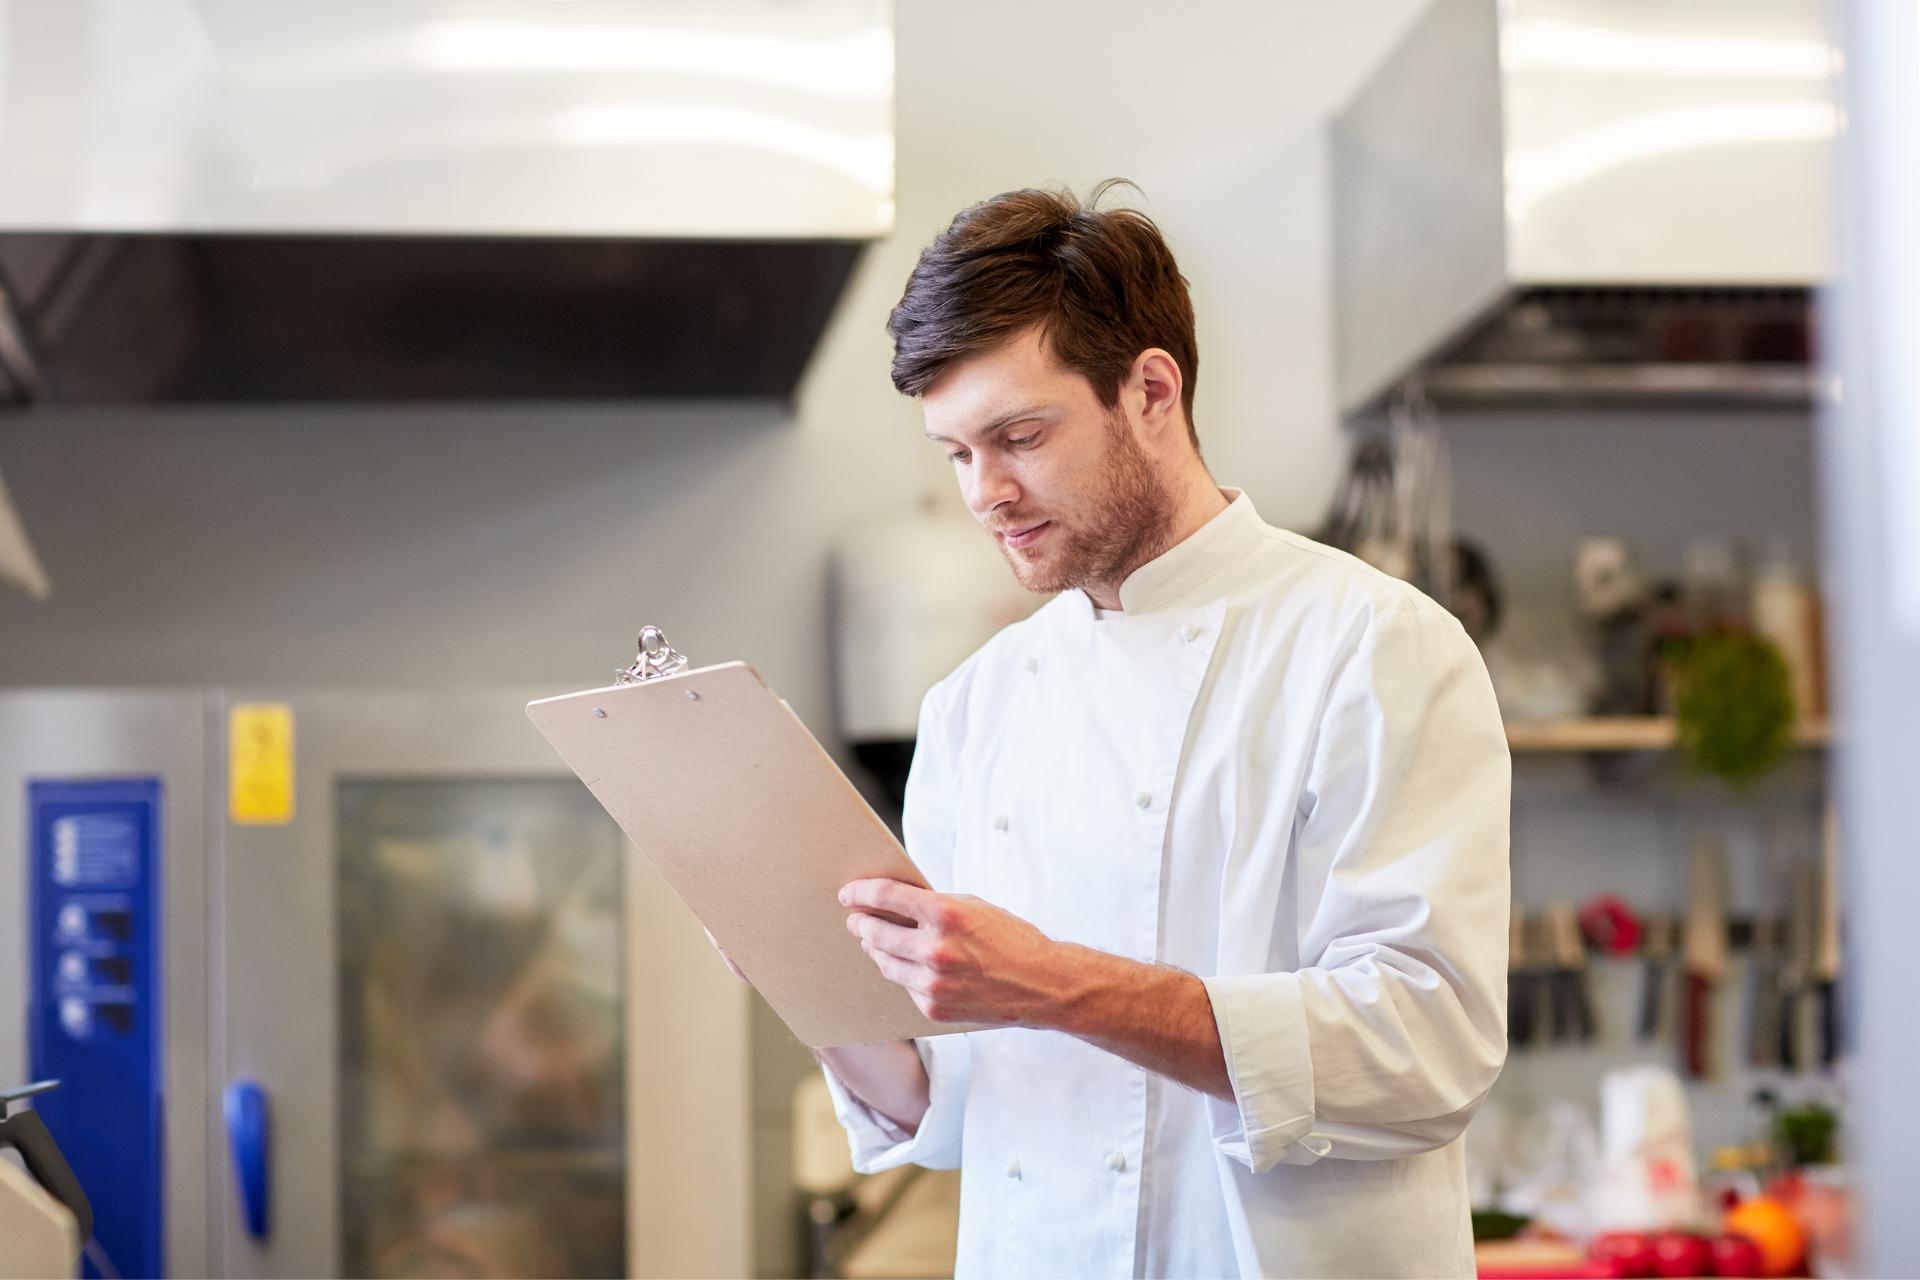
[0,0,894,404]
[1332,0,1835,413]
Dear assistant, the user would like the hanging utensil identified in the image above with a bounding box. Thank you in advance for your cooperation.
[1815,804,1842,1068]
[1781,851,1821,1072]
[1638,913,1674,1042]
[1682,837,1731,1078]
[1508,911,1535,1050]
[1747,914,1784,1069]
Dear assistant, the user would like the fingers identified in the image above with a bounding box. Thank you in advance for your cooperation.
[840,877,942,924]
[859,941,956,1023]
[846,912,929,962]
[863,943,925,993]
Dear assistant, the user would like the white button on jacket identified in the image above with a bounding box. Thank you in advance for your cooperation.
[824,489,1511,1279]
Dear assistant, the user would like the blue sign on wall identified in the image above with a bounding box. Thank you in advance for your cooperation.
[28,779,165,1280]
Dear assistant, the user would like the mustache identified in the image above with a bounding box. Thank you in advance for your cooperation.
[987,516,1048,536]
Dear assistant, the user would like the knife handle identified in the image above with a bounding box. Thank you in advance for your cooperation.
[1683,972,1711,1078]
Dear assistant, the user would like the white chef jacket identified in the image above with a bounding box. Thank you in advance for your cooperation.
[824,488,1510,1279]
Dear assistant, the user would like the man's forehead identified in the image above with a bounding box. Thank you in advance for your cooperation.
[922,333,1081,438]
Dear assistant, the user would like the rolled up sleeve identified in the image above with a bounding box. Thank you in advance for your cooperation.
[821,1034,973,1171]
[1205,603,1511,1173]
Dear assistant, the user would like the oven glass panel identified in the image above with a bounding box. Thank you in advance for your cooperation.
[337,779,626,1278]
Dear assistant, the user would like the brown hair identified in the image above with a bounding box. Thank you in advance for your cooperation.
[887,179,1200,447]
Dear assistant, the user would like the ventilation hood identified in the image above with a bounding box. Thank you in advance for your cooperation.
[1332,0,1835,413]
[0,1,893,404]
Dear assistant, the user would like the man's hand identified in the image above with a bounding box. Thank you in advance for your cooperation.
[839,879,1073,1026]
[841,876,1236,1103]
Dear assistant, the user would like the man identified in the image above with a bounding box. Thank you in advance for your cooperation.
[817,183,1508,1277]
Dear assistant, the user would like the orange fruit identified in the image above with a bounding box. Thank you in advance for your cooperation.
[1723,1196,1807,1277]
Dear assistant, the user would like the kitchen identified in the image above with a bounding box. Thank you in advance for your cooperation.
[0,1,1915,1278]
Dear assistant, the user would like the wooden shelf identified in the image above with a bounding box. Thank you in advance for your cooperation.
[1505,716,1833,753]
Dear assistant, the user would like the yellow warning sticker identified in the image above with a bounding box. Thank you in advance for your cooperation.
[229,703,294,825]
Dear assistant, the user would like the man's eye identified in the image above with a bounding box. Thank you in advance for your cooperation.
[948,449,970,463]
[1007,434,1037,448]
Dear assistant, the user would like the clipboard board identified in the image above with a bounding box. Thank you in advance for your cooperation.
[527,627,974,1049]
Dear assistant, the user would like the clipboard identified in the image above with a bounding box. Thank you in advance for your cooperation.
[527,627,974,1049]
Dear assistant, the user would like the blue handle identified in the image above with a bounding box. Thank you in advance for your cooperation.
[223,1079,270,1240]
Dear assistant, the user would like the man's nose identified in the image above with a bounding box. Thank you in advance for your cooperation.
[965,453,1019,517]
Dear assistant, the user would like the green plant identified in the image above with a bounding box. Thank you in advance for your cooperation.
[1671,630,1797,786]
[1774,1102,1840,1167]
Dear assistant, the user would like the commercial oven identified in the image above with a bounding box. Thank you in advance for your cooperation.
[0,688,751,1278]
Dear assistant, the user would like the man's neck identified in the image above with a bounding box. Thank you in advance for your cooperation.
[1083,472,1230,611]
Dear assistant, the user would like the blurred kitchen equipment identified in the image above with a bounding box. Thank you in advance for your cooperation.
[0,0,896,404]
[1574,538,1654,714]
[1684,538,1749,631]
[1546,900,1596,1043]
[1318,400,1502,638]
[1781,851,1822,1072]
[1574,539,1648,623]
[1499,1101,1602,1239]
[0,689,752,1278]
[1816,806,1842,1068]
[1747,914,1785,1070]
[1682,838,1731,1079]
[1484,637,1593,724]
[1638,915,1674,1043]
[1751,540,1825,719]
[0,465,49,598]
[1508,912,1536,1049]
[833,500,1039,811]
[1320,436,1401,576]
[1333,0,1831,414]
[1585,1067,1705,1236]
[792,1075,959,1280]
[1578,895,1643,958]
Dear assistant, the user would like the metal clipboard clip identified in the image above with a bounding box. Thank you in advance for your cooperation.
[616,625,690,684]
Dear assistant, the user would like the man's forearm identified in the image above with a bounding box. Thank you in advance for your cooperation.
[817,1038,931,1135]
[1042,944,1235,1103]
[839,879,1236,1107]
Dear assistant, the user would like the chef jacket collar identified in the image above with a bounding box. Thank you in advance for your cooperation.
[1065,486,1263,620]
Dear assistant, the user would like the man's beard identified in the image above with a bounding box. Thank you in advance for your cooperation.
[998,410,1176,597]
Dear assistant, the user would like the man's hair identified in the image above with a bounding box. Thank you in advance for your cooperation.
[887,179,1200,447]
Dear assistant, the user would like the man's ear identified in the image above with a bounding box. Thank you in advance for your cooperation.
[1130,347,1185,443]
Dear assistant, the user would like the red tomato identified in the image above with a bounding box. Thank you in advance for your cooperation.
[1652,1231,1713,1278]
[1710,1233,1766,1277]
[1590,1231,1658,1278]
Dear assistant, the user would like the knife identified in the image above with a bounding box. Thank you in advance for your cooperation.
[1682,836,1730,1079]
[1638,914,1672,1042]
[1782,851,1820,1071]
[1508,911,1535,1049]
[1816,804,1843,1068]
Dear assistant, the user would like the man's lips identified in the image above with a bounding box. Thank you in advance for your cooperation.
[999,521,1050,550]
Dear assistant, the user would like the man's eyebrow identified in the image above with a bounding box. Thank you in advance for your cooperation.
[924,405,1054,444]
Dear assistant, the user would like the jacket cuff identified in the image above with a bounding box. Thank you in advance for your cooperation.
[1201,972,1332,1171]
[821,1035,970,1172]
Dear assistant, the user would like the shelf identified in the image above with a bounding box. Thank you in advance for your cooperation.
[1505,716,1833,754]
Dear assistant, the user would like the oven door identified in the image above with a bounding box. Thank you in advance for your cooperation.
[211,689,751,1278]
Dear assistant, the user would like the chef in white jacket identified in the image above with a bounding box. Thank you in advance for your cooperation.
[809,184,1510,1279]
